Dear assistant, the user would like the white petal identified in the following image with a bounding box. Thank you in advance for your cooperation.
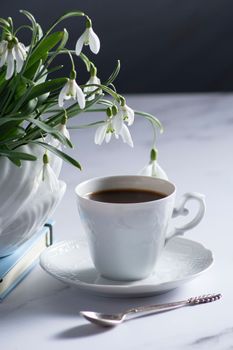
[140,163,153,176]
[43,164,60,192]
[119,124,134,147]
[139,161,168,180]
[105,132,112,143]
[0,40,7,55]
[84,76,98,89]
[35,163,60,193]
[83,77,94,94]
[14,44,23,61]
[125,105,135,125]
[74,82,86,109]
[14,47,24,73]
[94,123,108,145]
[75,31,86,55]
[59,124,70,141]
[6,50,15,80]
[45,134,60,148]
[92,75,101,85]
[88,28,100,54]
[83,85,94,94]
[93,76,102,92]
[86,94,95,101]
[17,42,27,60]
[58,82,69,107]
[84,76,101,100]
[152,162,168,180]
[112,113,123,134]
[0,47,8,67]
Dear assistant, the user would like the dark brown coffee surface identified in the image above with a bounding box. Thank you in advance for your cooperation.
[86,188,166,203]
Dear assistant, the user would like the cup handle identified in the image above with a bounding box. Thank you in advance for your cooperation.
[165,192,206,244]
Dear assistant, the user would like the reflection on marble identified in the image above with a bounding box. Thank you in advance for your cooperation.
[1,94,233,350]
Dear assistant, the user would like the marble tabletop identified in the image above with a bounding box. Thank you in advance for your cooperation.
[1,94,233,350]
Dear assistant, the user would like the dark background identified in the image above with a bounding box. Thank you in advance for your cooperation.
[2,0,233,93]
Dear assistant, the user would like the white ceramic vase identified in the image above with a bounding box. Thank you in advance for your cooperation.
[0,143,66,257]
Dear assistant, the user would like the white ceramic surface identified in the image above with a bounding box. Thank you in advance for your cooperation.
[40,237,213,297]
[0,143,65,256]
[75,176,206,281]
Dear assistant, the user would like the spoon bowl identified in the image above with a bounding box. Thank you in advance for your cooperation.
[80,311,126,327]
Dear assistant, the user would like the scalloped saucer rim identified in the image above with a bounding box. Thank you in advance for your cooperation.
[40,237,214,297]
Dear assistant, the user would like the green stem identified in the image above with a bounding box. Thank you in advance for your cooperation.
[68,120,105,129]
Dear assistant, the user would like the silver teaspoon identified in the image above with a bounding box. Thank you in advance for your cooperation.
[80,293,222,327]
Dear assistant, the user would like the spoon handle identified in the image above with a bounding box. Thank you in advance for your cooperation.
[125,293,222,316]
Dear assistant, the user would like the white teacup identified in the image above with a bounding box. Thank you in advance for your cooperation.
[75,176,206,281]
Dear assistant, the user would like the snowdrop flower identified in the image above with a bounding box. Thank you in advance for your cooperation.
[34,154,60,193]
[95,114,133,147]
[58,123,70,141]
[140,160,168,180]
[121,103,135,126]
[113,100,135,132]
[140,149,168,180]
[75,18,100,55]
[84,65,102,101]
[0,38,27,80]
[58,77,85,109]
[46,113,70,148]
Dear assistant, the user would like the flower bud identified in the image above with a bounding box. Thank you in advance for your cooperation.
[119,96,126,106]
[61,112,68,125]
[69,70,76,80]
[43,153,49,164]
[150,148,158,161]
[12,37,18,44]
[106,107,112,117]
[86,18,92,28]
[112,105,118,116]
[90,63,97,77]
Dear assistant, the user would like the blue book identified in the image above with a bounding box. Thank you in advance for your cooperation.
[0,221,54,301]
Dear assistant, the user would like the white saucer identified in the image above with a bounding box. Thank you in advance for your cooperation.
[40,238,213,297]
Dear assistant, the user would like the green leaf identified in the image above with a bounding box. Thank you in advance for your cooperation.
[33,141,81,170]
[26,77,68,101]
[24,59,43,80]
[8,157,22,167]
[0,148,37,161]
[26,31,64,69]
[0,126,25,142]
[13,76,28,100]
[0,115,25,127]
